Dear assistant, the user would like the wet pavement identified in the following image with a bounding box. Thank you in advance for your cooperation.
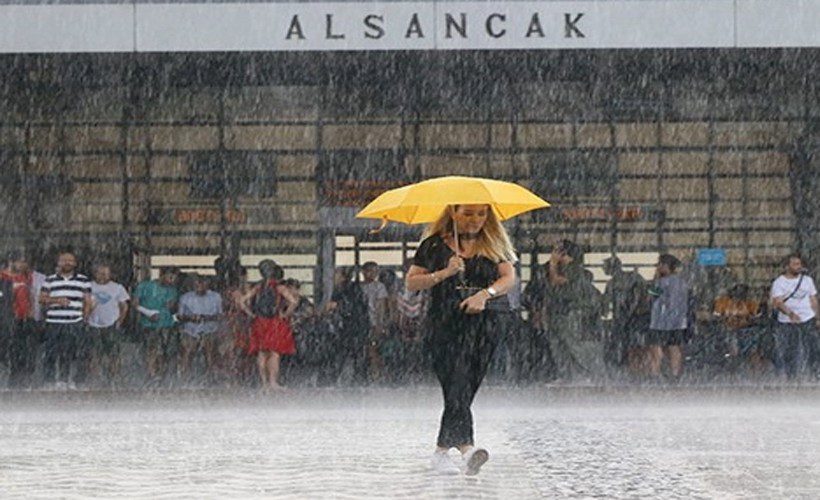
[1,386,819,498]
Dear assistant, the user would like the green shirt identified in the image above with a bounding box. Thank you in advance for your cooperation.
[134,280,178,329]
[546,263,587,312]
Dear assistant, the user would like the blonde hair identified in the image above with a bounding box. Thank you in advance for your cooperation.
[422,205,518,263]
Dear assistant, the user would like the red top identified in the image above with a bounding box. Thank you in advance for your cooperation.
[0,270,33,320]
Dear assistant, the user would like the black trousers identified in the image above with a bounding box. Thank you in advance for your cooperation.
[8,319,38,388]
[43,322,85,384]
[773,321,818,379]
[429,311,504,449]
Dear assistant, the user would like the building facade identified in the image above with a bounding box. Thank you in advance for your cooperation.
[0,2,817,299]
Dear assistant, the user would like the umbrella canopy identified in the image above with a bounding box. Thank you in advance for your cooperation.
[355,176,550,225]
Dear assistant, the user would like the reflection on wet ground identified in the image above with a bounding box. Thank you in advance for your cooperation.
[1,386,819,498]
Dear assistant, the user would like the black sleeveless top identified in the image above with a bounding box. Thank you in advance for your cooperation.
[412,234,510,320]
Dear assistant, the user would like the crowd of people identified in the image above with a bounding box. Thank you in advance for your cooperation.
[521,244,820,384]
[0,249,434,391]
[1,245,819,391]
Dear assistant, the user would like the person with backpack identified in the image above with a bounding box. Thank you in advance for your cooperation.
[242,260,298,391]
[770,253,820,380]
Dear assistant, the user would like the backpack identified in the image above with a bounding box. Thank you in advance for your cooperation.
[252,280,282,318]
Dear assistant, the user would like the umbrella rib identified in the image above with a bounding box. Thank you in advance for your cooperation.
[480,180,503,220]
[410,203,421,225]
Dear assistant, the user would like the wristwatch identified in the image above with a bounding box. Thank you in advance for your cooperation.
[486,286,498,298]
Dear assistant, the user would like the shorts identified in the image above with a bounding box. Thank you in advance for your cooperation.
[645,329,689,347]
[180,332,217,351]
[143,327,178,357]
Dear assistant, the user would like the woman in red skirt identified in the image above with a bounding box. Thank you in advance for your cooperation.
[242,260,298,391]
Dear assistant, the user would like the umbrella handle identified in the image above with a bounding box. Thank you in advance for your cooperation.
[450,206,466,283]
[450,205,459,253]
[368,217,389,235]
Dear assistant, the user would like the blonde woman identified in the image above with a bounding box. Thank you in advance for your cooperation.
[406,204,517,476]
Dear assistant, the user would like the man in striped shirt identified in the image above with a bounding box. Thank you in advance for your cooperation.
[39,251,92,389]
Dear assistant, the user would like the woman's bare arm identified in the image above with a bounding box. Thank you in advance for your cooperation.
[406,255,463,292]
[277,284,299,317]
[487,261,516,295]
[239,285,259,317]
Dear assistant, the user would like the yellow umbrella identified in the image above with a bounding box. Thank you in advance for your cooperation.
[356,175,549,226]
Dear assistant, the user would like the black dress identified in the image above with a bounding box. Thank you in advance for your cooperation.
[412,234,513,448]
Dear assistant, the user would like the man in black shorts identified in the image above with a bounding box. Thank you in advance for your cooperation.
[646,254,690,380]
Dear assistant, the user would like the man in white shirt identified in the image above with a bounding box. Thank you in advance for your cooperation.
[87,264,130,386]
[770,253,820,379]
[177,275,223,383]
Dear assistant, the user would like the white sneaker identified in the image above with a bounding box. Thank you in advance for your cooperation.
[54,381,68,391]
[430,452,460,475]
[463,447,489,476]
[67,381,78,391]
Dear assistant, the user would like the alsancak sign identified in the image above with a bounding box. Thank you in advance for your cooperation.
[0,0,817,53]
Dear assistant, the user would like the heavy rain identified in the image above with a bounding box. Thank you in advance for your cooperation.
[1,0,819,497]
